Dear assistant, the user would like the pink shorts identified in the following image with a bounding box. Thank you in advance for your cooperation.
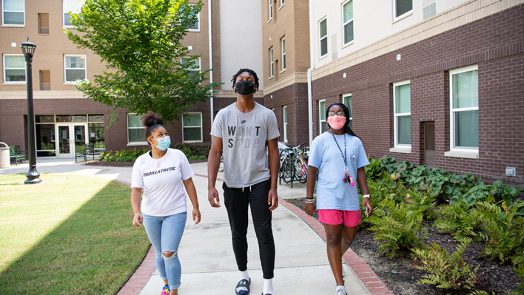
[318,209,361,228]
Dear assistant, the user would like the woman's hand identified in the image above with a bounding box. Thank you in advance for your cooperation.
[132,212,143,227]
[362,198,372,217]
[304,202,316,216]
[192,207,201,224]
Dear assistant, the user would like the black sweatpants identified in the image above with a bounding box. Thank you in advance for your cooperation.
[223,179,275,279]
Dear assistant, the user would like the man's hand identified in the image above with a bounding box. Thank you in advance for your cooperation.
[208,187,221,207]
[268,188,278,211]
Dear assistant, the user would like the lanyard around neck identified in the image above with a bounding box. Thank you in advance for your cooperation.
[331,132,347,168]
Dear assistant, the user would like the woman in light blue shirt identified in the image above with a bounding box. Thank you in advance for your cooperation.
[305,103,372,295]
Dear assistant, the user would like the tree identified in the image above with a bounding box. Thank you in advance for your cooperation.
[65,0,217,121]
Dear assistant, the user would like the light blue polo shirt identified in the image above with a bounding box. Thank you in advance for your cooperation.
[308,132,369,211]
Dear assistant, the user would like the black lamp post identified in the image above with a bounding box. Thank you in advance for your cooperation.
[21,40,41,184]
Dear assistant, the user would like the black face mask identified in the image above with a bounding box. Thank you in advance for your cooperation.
[235,80,256,95]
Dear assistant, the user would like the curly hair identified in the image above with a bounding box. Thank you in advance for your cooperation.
[231,68,259,89]
[142,112,164,138]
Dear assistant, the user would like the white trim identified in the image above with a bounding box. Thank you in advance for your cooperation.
[278,0,284,9]
[187,4,200,32]
[318,99,326,135]
[449,65,479,153]
[63,0,84,28]
[267,0,273,22]
[127,113,147,145]
[341,0,354,46]
[280,36,286,71]
[393,80,411,149]
[2,0,25,26]
[389,146,412,153]
[342,93,352,126]
[268,46,275,78]
[3,54,26,84]
[182,112,203,142]
[64,54,87,84]
[318,17,328,58]
[282,105,288,143]
[393,0,413,22]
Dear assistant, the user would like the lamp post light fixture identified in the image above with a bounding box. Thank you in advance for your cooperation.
[21,40,41,184]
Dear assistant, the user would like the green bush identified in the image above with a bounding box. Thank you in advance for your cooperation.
[434,200,483,243]
[412,241,478,290]
[368,197,426,256]
[98,142,210,162]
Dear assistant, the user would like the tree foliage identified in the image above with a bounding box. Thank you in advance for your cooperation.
[65,0,217,121]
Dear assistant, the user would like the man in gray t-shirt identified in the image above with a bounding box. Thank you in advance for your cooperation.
[208,68,280,295]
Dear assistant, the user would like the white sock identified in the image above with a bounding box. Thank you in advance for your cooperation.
[263,278,273,294]
[240,270,250,281]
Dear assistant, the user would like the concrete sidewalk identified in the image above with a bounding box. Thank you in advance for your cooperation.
[0,159,392,295]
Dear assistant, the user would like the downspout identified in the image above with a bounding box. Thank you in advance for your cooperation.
[307,0,314,146]
[208,0,214,127]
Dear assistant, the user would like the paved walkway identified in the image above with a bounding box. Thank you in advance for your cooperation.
[0,159,392,295]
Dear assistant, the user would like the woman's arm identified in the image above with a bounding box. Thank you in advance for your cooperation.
[130,187,143,227]
[305,166,318,215]
[183,178,201,224]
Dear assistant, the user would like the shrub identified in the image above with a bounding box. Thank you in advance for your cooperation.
[434,200,483,243]
[368,197,426,256]
[412,241,478,290]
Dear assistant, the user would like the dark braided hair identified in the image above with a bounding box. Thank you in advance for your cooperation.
[326,103,359,138]
[231,68,259,89]
[142,112,164,139]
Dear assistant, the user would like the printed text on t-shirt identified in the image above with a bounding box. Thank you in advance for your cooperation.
[227,125,261,148]
[143,166,177,177]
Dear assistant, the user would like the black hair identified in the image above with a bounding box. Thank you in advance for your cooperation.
[231,68,259,89]
[326,103,359,138]
[142,112,164,139]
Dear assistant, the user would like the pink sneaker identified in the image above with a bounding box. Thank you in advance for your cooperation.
[161,284,170,295]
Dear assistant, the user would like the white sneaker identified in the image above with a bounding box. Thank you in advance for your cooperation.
[335,285,347,295]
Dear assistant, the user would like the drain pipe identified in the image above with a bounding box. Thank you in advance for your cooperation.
[208,0,214,126]
[307,0,314,146]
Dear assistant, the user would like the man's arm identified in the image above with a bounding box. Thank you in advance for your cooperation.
[267,138,279,210]
[207,135,223,207]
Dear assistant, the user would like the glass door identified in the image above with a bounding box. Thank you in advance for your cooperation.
[55,124,88,157]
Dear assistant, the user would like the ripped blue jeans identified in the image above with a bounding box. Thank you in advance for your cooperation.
[143,212,187,290]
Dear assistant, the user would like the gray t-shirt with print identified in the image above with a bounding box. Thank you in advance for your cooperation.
[211,102,280,188]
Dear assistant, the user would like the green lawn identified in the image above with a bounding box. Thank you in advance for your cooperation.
[0,173,150,294]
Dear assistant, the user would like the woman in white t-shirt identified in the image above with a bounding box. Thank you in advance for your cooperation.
[131,113,201,295]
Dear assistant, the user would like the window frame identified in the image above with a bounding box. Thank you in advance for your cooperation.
[127,113,147,145]
[63,0,84,28]
[64,54,87,84]
[342,93,352,128]
[187,4,200,32]
[446,65,479,158]
[280,36,286,72]
[279,0,284,9]
[341,0,354,46]
[318,99,327,135]
[3,54,26,84]
[268,46,275,78]
[2,0,25,26]
[282,105,288,143]
[267,0,273,22]
[392,80,412,151]
[393,0,413,22]
[182,112,203,143]
[319,17,328,58]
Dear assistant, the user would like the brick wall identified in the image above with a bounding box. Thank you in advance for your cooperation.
[311,5,524,185]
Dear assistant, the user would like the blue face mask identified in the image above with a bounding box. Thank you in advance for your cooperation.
[155,135,171,151]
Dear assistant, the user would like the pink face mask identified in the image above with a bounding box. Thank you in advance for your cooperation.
[327,115,346,130]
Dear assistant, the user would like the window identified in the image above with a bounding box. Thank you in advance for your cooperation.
[449,65,478,152]
[394,0,413,19]
[319,99,327,134]
[182,113,202,142]
[127,114,146,144]
[63,0,84,27]
[3,54,25,83]
[283,106,288,142]
[393,81,411,148]
[279,0,285,8]
[267,0,273,21]
[2,0,24,26]
[280,36,286,71]
[188,4,200,31]
[342,0,354,45]
[64,55,86,83]
[423,0,436,19]
[269,47,275,78]
[319,18,328,57]
[38,13,49,34]
[181,56,201,79]
[342,94,352,128]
